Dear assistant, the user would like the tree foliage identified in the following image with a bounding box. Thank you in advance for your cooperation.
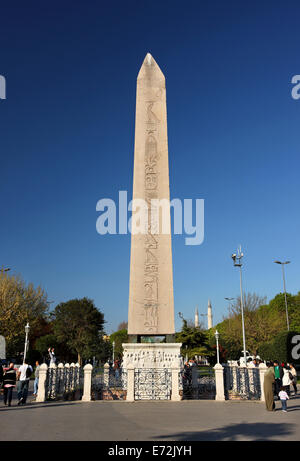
[258,330,300,363]
[110,329,128,360]
[0,273,49,356]
[212,291,300,359]
[52,297,105,365]
[175,318,213,359]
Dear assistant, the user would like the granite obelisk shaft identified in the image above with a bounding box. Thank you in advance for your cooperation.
[128,53,175,337]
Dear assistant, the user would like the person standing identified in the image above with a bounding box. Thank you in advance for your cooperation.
[33,361,40,396]
[264,362,275,411]
[288,364,297,395]
[273,360,283,399]
[0,363,3,388]
[48,348,56,365]
[3,363,17,407]
[282,365,293,396]
[17,361,33,405]
[278,386,289,412]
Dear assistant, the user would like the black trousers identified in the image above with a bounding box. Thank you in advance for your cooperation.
[274,378,282,396]
[4,387,13,405]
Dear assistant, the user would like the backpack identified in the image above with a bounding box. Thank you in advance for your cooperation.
[25,366,32,379]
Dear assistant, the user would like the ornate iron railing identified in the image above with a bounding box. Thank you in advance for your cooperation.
[134,368,172,400]
[224,365,261,400]
[91,366,127,400]
[45,364,84,400]
[180,366,216,400]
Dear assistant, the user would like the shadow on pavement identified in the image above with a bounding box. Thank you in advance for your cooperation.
[152,422,294,441]
[0,401,79,412]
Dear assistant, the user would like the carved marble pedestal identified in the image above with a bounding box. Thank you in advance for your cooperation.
[122,343,182,400]
[122,343,182,369]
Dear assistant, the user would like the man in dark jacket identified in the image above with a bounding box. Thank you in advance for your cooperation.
[3,363,17,406]
[273,360,284,399]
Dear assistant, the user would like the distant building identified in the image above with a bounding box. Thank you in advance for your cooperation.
[194,307,199,328]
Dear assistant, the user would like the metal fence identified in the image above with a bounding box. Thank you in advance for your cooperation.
[134,368,172,400]
[45,364,84,400]
[180,366,216,400]
[224,365,261,400]
[91,366,127,400]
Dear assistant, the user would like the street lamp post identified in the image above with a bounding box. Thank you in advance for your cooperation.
[231,246,247,366]
[274,260,291,331]
[215,330,220,364]
[23,322,30,364]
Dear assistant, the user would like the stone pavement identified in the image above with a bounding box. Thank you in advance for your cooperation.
[1,391,300,441]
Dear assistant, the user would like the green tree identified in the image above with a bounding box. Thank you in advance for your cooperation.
[175,318,213,359]
[52,298,105,365]
[0,273,49,356]
[211,291,300,360]
[110,329,128,360]
[35,333,76,363]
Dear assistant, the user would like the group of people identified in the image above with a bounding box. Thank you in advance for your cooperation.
[0,347,56,407]
[0,360,35,407]
[264,361,297,412]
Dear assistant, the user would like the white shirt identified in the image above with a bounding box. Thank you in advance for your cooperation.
[18,364,33,381]
[278,390,289,400]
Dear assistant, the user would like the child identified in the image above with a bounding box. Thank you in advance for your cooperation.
[278,386,289,412]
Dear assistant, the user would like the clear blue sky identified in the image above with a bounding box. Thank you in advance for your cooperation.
[0,1,299,334]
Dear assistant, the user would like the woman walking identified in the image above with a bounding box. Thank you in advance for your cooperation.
[3,363,17,407]
[282,364,293,396]
[264,362,275,411]
[288,364,297,395]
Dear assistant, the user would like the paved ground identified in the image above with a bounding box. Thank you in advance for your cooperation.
[1,386,300,441]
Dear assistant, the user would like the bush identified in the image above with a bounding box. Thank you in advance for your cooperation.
[258,330,300,363]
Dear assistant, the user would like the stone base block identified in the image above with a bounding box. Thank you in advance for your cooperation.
[122,343,182,369]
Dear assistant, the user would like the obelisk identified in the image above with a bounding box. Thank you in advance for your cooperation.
[127,53,175,341]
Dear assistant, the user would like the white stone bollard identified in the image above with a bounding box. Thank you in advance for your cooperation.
[104,362,110,387]
[171,367,181,401]
[82,364,93,402]
[259,363,268,402]
[214,363,225,401]
[126,364,135,402]
[36,363,48,402]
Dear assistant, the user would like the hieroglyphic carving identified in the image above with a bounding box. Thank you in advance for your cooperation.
[144,101,160,332]
[146,101,160,124]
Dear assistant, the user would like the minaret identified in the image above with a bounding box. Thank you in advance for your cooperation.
[207,299,213,329]
[128,53,175,340]
[195,307,199,328]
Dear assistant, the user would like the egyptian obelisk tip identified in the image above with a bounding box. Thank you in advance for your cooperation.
[146,52,152,65]
[137,53,165,83]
